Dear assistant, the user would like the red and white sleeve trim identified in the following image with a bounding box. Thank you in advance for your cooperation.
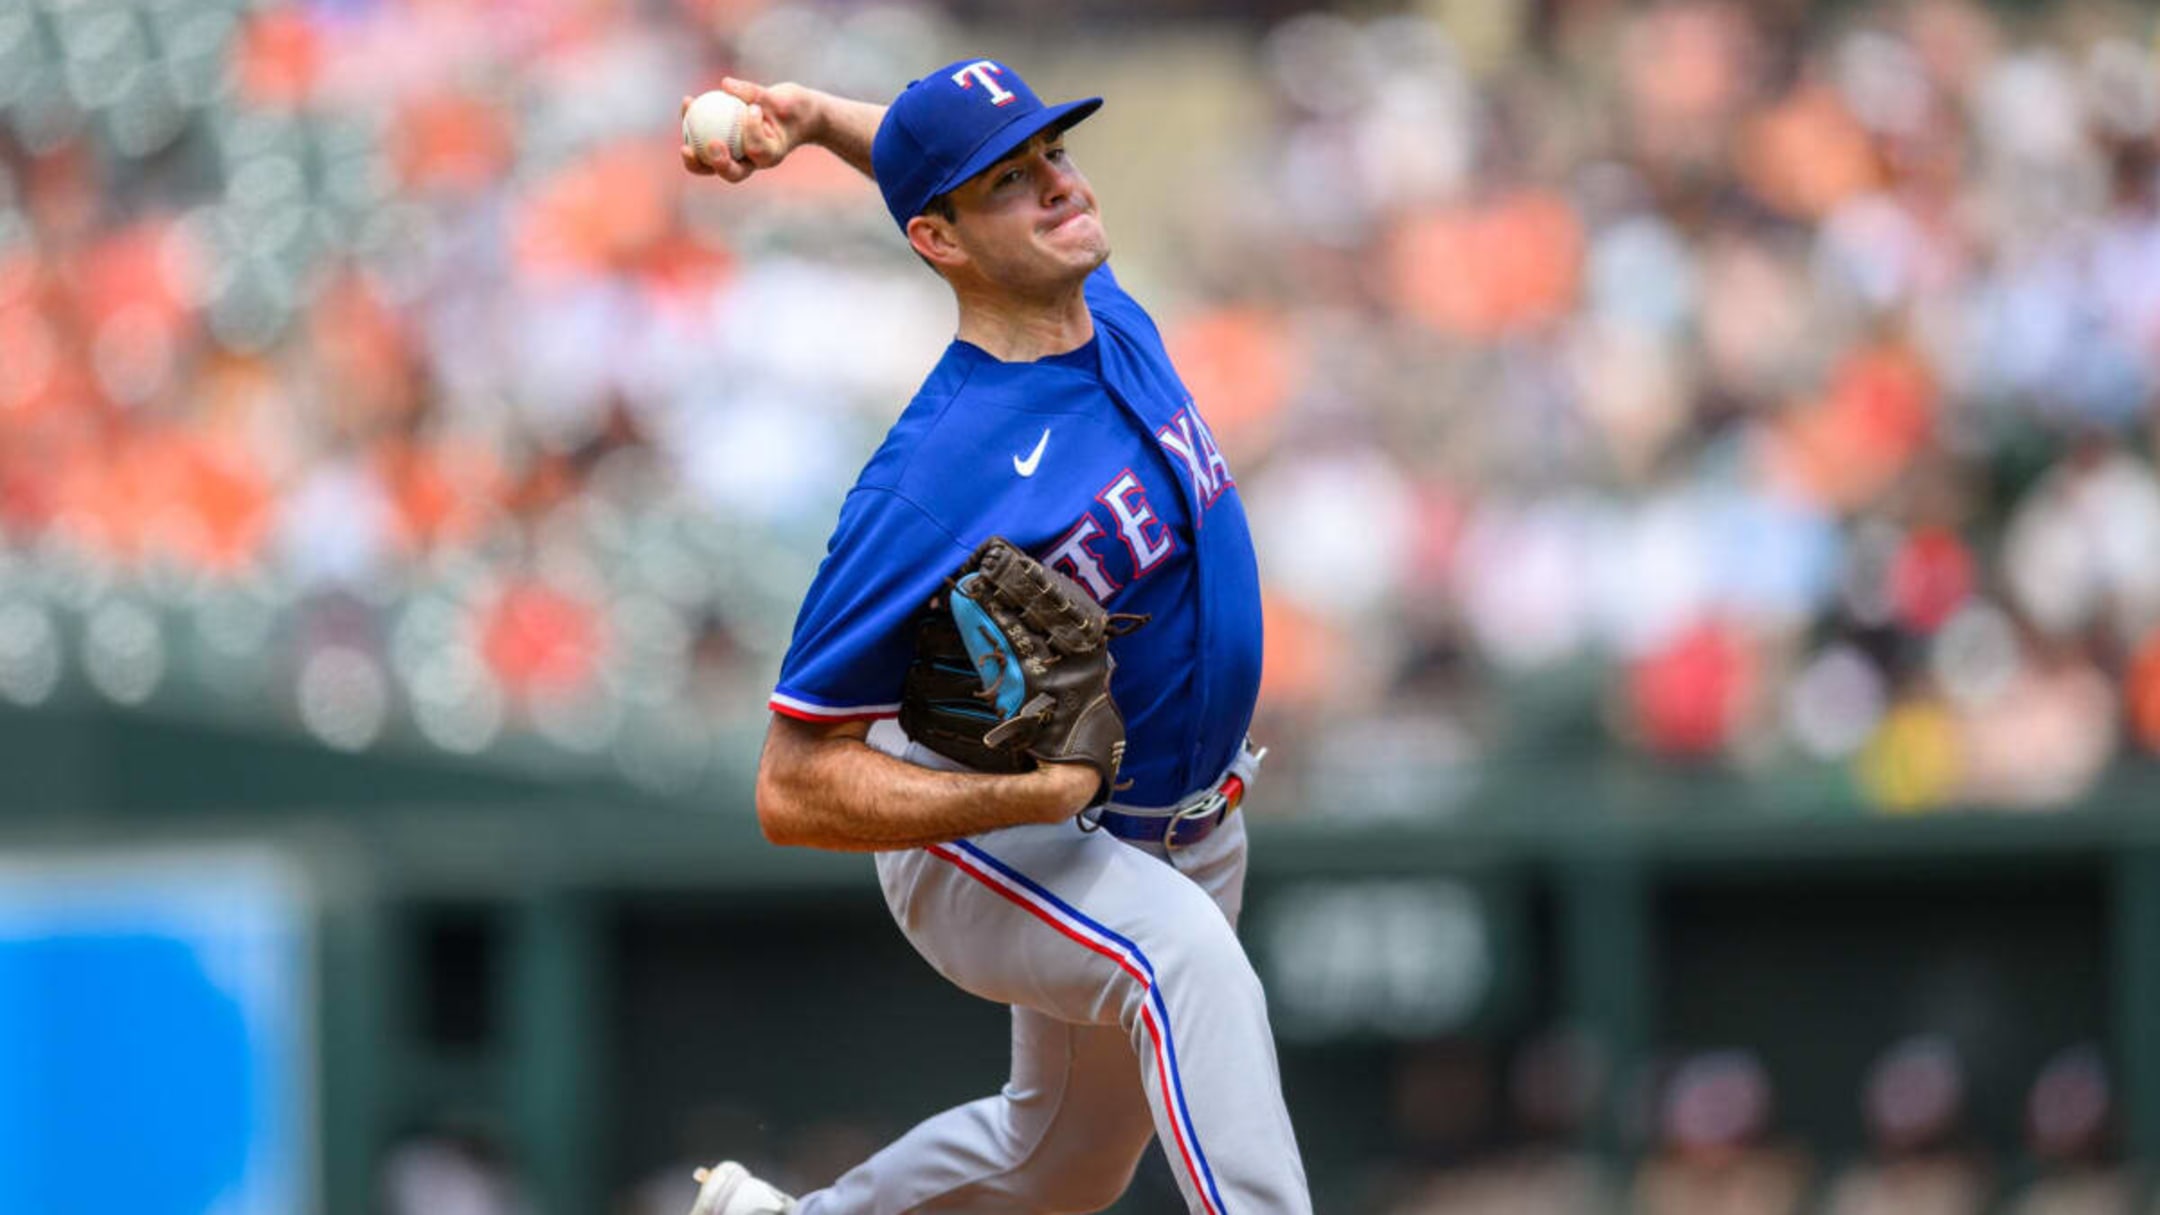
[768,691,901,723]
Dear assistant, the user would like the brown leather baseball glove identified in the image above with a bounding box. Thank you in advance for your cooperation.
[898,536,1145,807]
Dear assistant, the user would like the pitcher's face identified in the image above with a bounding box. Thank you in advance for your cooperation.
[942,131,1110,295]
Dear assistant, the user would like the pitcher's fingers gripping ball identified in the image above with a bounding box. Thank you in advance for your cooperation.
[682,89,747,165]
[900,537,1146,807]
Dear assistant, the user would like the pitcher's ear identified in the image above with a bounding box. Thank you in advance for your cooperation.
[907,212,966,271]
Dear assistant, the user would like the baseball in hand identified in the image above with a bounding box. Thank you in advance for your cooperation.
[683,90,748,163]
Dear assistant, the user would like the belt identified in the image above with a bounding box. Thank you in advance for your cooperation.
[1084,740,1265,851]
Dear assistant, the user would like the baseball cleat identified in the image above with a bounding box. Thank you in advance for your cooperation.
[687,1161,798,1215]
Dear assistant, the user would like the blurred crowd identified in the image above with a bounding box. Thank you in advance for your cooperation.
[372,1032,2143,1215]
[1228,0,2160,817]
[1229,0,2160,819]
[4,0,2160,813]
[1370,1034,2140,1215]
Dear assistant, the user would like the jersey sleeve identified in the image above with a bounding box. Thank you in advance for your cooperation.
[1084,261,1125,303]
[769,487,972,722]
[1083,261,1162,340]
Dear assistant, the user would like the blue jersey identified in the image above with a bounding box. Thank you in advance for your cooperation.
[770,264,1264,806]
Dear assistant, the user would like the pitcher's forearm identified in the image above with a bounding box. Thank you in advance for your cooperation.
[755,726,1093,852]
[808,94,885,180]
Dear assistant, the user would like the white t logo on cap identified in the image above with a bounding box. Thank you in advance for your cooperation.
[950,60,1017,107]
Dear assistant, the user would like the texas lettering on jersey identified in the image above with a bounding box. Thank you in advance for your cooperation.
[1043,406,1234,603]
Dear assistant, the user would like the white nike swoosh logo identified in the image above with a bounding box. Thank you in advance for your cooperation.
[1013,428,1050,477]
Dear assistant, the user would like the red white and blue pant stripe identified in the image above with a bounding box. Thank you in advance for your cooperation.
[926,839,1233,1214]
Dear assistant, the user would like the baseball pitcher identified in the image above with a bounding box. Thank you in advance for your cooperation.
[678,58,1312,1215]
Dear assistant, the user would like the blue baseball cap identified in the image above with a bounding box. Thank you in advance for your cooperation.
[872,58,1102,232]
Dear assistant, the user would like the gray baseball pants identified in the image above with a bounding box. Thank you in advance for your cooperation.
[794,736,1311,1215]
